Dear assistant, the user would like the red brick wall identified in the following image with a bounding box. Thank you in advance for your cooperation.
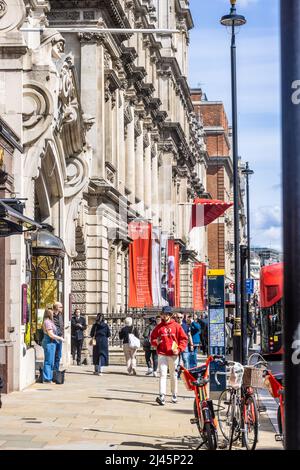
[208,223,225,270]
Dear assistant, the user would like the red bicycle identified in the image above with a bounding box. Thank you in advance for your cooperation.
[180,355,222,450]
[264,368,284,443]
[250,356,284,444]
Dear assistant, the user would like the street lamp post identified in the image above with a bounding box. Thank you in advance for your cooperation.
[242,162,254,354]
[221,0,246,362]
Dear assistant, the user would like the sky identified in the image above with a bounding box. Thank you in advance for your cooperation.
[189,0,282,250]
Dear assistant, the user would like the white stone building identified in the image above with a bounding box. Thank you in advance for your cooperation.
[0,0,208,391]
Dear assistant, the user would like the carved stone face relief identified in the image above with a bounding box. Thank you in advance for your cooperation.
[0,0,25,33]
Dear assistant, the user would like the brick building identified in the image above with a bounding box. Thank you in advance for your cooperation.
[191,88,246,290]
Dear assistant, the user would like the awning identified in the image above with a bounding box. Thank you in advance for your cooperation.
[191,198,233,228]
[0,200,42,237]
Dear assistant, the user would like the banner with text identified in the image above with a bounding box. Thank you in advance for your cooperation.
[152,228,168,307]
[128,221,153,308]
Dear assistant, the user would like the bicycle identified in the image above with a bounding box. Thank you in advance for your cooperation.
[250,358,284,445]
[216,360,259,450]
[180,355,223,450]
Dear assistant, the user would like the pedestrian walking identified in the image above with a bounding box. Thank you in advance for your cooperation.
[119,317,140,375]
[52,302,64,372]
[176,313,193,369]
[199,314,208,355]
[41,309,64,383]
[190,314,201,368]
[71,308,87,365]
[143,317,158,377]
[151,306,188,405]
[225,316,233,355]
[90,314,111,375]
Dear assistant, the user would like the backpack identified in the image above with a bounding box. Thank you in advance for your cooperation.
[128,333,140,350]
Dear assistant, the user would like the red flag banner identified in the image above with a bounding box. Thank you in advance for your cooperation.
[193,263,206,311]
[175,243,181,308]
[191,199,233,229]
[128,222,153,308]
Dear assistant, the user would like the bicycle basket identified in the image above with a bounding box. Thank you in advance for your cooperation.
[243,366,266,389]
[229,363,244,390]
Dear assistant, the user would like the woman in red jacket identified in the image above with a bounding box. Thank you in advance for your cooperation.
[151,306,188,405]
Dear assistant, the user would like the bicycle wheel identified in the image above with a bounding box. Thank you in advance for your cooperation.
[217,388,240,442]
[243,395,259,450]
[203,422,218,450]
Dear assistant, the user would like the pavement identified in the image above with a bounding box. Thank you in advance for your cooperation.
[0,362,283,450]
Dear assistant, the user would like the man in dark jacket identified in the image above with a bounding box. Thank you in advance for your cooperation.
[53,302,64,372]
[71,309,87,365]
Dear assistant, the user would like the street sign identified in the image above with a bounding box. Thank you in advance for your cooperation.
[207,269,226,392]
[246,278,254,295]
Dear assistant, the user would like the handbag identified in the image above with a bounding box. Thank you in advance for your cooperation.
[128,333,141,350]
[53,370,66,385]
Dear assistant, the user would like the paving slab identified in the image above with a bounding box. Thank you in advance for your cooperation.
[0,363,283,451]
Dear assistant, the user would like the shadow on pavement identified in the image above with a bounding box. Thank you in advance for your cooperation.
[88,396,158,406]
[119,437,199,450]
[108,389,192,399]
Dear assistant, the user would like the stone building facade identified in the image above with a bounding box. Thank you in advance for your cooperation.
[0,0,208,390]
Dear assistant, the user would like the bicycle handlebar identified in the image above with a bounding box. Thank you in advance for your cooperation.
[215,370,228,386]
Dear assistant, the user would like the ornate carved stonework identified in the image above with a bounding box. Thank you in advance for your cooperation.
[78,32,105,44]
[22,81,54,146]
[0,0,26,32]
[0,0,7,18]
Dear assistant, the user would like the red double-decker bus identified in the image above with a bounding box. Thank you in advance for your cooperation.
[260,262,283,358]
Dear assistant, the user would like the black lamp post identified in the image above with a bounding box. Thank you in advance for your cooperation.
[242,162,254,280]
[221,0,246,362]
[242,162,254,356]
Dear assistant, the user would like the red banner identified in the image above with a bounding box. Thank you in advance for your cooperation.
[175,243,181,308]
[128,222,153,308]
[193,263,206,311]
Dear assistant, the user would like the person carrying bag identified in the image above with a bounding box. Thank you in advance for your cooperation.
[119,317,140,375]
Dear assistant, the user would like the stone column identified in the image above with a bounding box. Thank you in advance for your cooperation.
[80,35,105,179]
[135,120,144,212]
[144,133,152,218]
[151,143,159,225]
[159,151,173,233]
[118,90,126,194]
[125,106,135,203]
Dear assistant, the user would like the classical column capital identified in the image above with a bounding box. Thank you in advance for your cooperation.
[78,32,106,44]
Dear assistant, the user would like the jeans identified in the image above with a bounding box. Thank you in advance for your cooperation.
[189,346,198,368]
[72,338,83,365]
[158,355,179,396]
[181,351,190,369]
[123,344,137,373]
[54,338,63,371]
[42,335,56,382]
[145,349,158,371]
[95,355,107,372]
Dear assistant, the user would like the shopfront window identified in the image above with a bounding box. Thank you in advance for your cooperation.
[30,227,65,345]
